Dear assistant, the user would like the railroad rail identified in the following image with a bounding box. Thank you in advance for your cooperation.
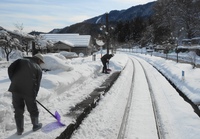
[117,57,164,139]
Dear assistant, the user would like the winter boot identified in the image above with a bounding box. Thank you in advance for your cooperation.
[31,117,42,131]
[15,117,24,135]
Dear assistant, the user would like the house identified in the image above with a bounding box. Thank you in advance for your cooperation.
[181,39,191,46]
[40,34,92,56]
[178,38,200,53]
[191,37,200,46]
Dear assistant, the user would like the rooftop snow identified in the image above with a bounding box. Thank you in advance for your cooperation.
[40,34,91,47]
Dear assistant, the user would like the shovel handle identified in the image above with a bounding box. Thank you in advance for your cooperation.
[36,100,56,119]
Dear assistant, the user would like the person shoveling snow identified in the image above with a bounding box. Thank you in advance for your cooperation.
[7,53,44,135]
[101,53,114,74]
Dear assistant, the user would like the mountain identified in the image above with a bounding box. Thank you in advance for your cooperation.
[83,1,155,24]
[49,28,62,33]
[47,1,156,35]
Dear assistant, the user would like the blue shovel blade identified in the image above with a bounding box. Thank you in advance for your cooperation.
[55,111,65,126]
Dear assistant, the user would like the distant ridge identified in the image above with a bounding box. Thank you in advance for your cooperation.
[82,1,155,24]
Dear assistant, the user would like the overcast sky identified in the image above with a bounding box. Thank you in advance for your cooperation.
[0,0,155,33]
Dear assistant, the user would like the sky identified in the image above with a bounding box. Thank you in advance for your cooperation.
[1,50,200,138]
[0,0,154,33]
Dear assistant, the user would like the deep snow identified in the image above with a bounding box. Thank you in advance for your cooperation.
[0,50,200,139]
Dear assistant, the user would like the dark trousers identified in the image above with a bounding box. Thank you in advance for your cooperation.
[12,93,39,120]
[101,60,107,73]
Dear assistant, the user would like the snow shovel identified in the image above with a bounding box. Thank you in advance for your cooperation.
[36,100,65,126]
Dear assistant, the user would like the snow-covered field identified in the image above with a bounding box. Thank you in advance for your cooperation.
[1,50,200,139]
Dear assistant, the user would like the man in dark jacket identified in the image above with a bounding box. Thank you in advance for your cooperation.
[8,53,44,135]
[101,53,114,74]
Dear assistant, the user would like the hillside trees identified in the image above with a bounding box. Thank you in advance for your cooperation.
[115,21,126,42]
[115,17,146,45]
[153,0,200,43]
[130,17,146,42]
[176,0,200,38]
[140,19,155,47]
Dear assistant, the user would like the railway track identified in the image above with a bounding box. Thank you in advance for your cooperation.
[69,55,200,139]
[117,57,164,139]
[68,57,165,139]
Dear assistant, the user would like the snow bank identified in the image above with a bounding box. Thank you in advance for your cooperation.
[40,54,73,71]
[133,53,200,104]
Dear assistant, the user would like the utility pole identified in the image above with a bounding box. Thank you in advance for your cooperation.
[176,45,179,63]
[32,41,36,56]
[106,13,109,54]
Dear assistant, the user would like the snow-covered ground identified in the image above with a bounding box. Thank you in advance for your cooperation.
[1,50,200,139]
[0,52,126,139]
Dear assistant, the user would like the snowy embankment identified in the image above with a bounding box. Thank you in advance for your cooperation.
[0,52,128,139]
[127,52,200,105]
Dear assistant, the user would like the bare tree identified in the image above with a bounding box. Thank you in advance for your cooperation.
[34,35,54,53]
[14,23,24,34]
[0,30,21,61]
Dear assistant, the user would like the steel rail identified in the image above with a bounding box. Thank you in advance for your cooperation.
[117,57,164,139]
[117,58,135,139]
[135,57,164,139]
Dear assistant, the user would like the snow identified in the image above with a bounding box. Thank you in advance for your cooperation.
[124,58,158,139]
[1,50,200,139]
[133,53,200,104]
[135,56,200,139]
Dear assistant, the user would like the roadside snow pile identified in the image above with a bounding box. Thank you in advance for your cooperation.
[110,54,128,71]
[40,54,73,71]
[59,51,78,58]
